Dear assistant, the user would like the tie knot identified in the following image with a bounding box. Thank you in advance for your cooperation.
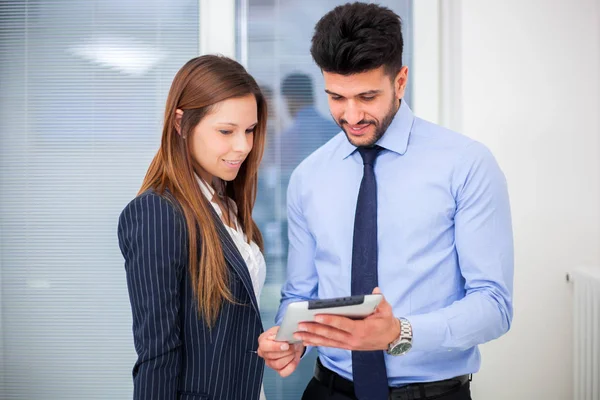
[358,146,382,166]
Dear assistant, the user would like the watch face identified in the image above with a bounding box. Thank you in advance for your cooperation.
[391,341,412,356]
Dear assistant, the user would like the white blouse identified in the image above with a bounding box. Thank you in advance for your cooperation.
[196,177,266,305]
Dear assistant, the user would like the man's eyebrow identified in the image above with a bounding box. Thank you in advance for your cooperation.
[324,89,382,97]
[357,90,382,96]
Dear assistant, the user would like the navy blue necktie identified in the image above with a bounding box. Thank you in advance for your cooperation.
[351,146,388,400]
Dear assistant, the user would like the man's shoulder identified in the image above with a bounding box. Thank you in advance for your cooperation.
[411,117,474,148]
[411,117,496,161]
[293,131,345,171]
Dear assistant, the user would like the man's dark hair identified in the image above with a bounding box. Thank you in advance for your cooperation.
[281,73,314,104]
[310,2,403,77]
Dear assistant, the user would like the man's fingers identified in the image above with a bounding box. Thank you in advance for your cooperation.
[259,338,292,352]
[257,325,303,377]
[296,332,351,350]
[258,348,294,359]
[312,314,356,333]
[257,326,280,343]
[367,289,393,318]
[257,327,295,361]
[278,353,300,377]
[297,321,351,342]
[267,354,295,371]
[260,326,280,338]
[266,347,297,359]
[294,342,305,355]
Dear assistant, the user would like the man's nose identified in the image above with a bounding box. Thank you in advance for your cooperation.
[343,103,364,125]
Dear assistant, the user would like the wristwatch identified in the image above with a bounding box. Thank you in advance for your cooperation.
[386,317,412,356]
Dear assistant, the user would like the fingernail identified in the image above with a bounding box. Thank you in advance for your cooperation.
[315,316,324,323]
[297,324,307,332]
[293,333,302,341]
[280,343,289,351]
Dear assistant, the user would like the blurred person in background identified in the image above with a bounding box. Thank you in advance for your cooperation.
[278,73,340,255]
[279,72,340,190]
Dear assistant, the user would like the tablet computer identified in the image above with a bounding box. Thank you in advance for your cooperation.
[275,294,383,343]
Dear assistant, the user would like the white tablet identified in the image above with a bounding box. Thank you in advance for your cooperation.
[275,294,383,343]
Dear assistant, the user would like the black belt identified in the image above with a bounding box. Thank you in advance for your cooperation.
[314,358,469,400]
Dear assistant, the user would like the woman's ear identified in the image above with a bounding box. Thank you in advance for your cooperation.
[175,109,184,135]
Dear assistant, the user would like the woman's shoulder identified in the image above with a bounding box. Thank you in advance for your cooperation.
[119,188,185,226]
[117,189,189,274]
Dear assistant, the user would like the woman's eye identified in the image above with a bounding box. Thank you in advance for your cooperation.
[245,128,255,134]
[219,130,233,135]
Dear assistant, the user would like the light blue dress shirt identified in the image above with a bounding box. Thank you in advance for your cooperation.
[275,100,514,386]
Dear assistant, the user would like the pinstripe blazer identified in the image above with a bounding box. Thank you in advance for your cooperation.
[117,190,265,400]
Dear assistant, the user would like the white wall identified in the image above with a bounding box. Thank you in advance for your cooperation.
[437,1,600,399]
[200,0,236,58]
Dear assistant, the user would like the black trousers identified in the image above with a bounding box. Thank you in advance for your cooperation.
[301,375,472,400]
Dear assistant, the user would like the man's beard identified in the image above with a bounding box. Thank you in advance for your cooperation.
[335,97,400,147]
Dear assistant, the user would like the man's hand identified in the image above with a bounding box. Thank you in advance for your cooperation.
[257,326,305,377]
[292,287,400,351]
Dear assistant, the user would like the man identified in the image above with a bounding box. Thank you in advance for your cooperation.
[278,72,341,253]
[279,72,339,180]
[257,3,513,400]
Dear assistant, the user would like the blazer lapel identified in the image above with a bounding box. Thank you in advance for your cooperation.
[209,207,260,316]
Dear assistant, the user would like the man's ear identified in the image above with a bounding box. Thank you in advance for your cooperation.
[394,66,409,100]
[175,109,184,135]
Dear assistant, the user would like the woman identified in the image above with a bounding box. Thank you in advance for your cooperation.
[118,55,268,400]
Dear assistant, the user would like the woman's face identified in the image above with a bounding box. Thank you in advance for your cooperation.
[187,94,257,183]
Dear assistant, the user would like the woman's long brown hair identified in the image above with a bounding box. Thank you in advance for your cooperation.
[139,55,266,326]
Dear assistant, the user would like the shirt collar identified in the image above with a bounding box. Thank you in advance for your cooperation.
[195,174,216,202]
[195,174,239,225]
[339,99,414,159]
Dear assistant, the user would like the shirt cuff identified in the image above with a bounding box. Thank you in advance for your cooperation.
[405,311,449,352]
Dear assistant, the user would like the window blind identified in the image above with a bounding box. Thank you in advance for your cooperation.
[0,1,199,398]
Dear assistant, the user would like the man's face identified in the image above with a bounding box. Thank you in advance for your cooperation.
[323,65,408,147]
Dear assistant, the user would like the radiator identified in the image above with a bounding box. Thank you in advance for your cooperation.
[573,266,600,400]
